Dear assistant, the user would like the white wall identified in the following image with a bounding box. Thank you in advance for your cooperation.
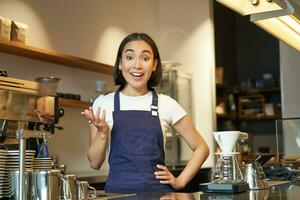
[280,42,300,118]
[0,0,215,176]
[0,0,159,65]
[280,42,300,155]
[158,0,215,167]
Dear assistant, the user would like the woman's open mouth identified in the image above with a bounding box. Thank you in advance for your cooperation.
[130,72,144,78]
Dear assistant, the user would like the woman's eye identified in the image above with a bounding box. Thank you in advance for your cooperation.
[142,56,150,61]
[125,55,133,60]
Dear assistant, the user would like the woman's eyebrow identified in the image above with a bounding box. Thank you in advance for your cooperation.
[124,49,152,55]
[124,49,134,53]
[142,50,152,55]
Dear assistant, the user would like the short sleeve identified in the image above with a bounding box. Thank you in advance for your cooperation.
[92,95,105,113]
[158,94,187,125]
[91,93,114,131]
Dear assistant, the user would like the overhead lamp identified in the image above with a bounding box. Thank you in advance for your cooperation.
[251,0,300,51]
[216,0,300,52]
[216,0,286,15]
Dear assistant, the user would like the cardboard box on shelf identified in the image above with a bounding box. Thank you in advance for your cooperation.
[238,94,265,117]
[215,66,224,85]
[0,16,12,41]
[265,103,275,116]
[11,20,28,44]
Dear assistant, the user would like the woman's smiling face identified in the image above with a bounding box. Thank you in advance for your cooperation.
[119,40,157,95]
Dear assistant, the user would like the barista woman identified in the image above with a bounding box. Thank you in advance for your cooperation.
[81,33,209,193]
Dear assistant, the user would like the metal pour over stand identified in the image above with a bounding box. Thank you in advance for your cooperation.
[0,76,58,200]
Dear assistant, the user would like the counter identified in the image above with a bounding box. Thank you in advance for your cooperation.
[81,167,212,193]
[93,181,300,200]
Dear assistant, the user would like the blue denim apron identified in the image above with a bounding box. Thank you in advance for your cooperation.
[105,89,173,193]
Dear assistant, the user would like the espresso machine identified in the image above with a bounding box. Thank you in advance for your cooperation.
[200,131,249,193]
[0,76,59,199]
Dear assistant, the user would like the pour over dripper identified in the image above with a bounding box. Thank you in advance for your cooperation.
[213,131,240,153]
[213,131,248,153]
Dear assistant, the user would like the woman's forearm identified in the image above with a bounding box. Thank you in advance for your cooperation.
[87,125,109,169]
[171,116,210,188]
[176,143,209,188]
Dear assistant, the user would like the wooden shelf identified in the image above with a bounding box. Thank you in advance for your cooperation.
[233,87,280,94]
[216,84,224,89]
[217,113,281,121]
[0,40,113,74]
[58,98,91,109]
[238,115,282,120]
[2,137,18,145]
[216,113,237,119]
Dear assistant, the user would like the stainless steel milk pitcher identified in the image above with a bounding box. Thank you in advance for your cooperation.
[60,174,77,200]
[32,169,60,200]
[76,181,96,200]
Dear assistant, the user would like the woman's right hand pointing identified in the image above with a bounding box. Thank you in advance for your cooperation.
[81,106,109,136]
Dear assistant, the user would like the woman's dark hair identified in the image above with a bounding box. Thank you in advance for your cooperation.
[113,33,162,90]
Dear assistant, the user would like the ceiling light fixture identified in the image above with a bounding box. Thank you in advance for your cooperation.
[216,0,300,52]
[216,0,286,15]
[251,0,300,51]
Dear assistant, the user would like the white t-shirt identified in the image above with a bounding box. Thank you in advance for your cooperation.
[92,91,187,146]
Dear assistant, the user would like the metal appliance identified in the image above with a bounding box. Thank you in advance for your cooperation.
[32,169,60,200]
[242,161,269,190]
[60,173,77,200]
[156,62,193,165]
[0,76,59,200]
[76,180,96,200]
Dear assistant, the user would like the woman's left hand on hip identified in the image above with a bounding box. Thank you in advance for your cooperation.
[154,164,184,190]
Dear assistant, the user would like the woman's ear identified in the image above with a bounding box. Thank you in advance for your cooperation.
[152,59,158,71]
[118,62,122,70]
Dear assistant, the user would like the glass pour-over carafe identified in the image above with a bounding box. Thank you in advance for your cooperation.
[214,153,244,183]
[212,131,247,183]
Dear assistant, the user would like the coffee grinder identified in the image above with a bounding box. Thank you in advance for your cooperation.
[200,131,249,193]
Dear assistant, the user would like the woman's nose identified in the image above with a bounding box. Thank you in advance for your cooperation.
[133,59,141,69]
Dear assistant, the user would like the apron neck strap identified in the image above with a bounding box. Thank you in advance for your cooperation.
[150,88,158,107]
[114,89,121,111]
[114,88,158,111]
[150,88,159,116]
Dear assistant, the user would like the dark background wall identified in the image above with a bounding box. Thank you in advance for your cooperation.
[214,1,280,87]
[235,14,280,83]
[213,1,281,155]
[214,1,237,87]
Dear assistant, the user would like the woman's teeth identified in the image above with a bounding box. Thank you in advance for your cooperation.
[130,72,143,77]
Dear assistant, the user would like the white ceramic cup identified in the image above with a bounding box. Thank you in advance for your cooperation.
[213,131,241,153]
[95,80,106,93]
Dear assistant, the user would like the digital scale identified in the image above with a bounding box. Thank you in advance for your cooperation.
[199,182,249,193]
